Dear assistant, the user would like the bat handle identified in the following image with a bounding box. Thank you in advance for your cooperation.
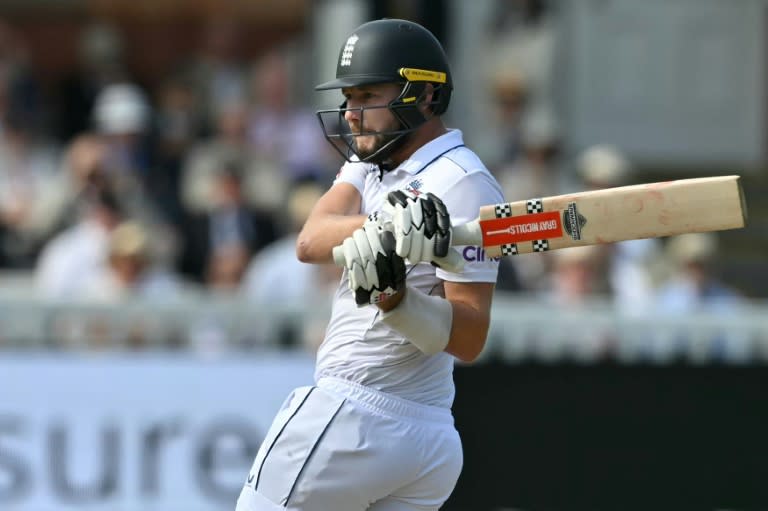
[332,245,346,266]
[331,220,482,268]
[450,220,482,246]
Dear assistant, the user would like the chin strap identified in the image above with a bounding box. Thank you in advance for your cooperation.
[377,161,394,181]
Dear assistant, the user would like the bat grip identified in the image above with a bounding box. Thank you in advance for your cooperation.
[450,220,482,246]
[331,220,482,267]
[332,245,346,266]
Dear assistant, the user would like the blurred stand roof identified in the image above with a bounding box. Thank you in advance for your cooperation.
[0,0,309,21]
[0,0,310,86]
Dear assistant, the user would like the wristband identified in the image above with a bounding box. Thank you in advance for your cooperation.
[379,286,453,355]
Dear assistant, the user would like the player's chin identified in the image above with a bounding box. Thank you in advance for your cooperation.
[353,136,379,159]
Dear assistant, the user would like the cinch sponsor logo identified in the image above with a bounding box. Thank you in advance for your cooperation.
[463,246,500,262]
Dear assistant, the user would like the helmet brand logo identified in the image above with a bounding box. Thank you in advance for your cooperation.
[399,68,447,84]
[340,34,359,67]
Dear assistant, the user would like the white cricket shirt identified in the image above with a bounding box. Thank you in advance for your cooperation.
[314,129,504,408]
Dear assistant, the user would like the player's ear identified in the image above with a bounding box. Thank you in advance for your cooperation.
[419,83,436,115]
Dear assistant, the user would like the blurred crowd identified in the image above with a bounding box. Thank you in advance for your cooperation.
[477,0,749,317]
[0,17,342,310]
[0,2,755,355]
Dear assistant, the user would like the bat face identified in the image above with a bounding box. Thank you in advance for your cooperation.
[474,176,747,258]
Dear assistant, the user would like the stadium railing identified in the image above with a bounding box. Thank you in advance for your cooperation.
[0,286,765,365]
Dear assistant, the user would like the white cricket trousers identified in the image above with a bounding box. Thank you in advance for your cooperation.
[235,376,462,511]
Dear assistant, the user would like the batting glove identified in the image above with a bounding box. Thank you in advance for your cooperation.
[384,189,464,272]
[340,220,406,306]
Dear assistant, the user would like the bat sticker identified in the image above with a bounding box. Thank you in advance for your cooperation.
[563,202,587,241]
[480,211,563,247]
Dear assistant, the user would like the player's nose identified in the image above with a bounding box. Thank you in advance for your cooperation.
[344,107,361,123]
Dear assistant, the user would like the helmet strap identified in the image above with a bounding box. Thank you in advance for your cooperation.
[390,82,430,130]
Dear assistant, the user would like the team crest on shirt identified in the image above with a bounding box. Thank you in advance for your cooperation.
[405,179,424,196]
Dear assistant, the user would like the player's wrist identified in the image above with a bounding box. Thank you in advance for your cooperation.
[379,286,452,355]
[375,287,406,312]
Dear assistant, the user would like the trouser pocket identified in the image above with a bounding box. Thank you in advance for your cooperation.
[247,386,345,507]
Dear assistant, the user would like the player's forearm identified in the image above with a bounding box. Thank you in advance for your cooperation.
[296,214,367,263]
[296,182,365,264]
[378,283,493,362]
[443,299,491,363]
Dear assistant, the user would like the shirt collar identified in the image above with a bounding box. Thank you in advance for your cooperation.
[396,129,465,175]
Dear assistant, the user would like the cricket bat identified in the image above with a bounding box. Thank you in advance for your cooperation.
[332,175,747,265]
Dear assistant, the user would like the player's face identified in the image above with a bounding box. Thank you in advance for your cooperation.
[342,84,402,160]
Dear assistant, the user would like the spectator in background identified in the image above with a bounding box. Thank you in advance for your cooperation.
[485,54,529,168]
[53,21,128,143]
[0,20,56,268]
[92,82,180,267]
[656,232,745,314]
[651,232,749,363]
[479,1,561,293]
[52,133,110,225]
[0,108,62,268]
[204,242,252,292]
[540,244,610,306]
[180,97,248,214]
[41,133,122,240]
[538,244,616,361]
[245,46,334,185]
[186,16,249,133]
[575,144,661,314]
[179,160,278,284]
[150,73,207,226]
[180,96,289,221]
[0,19,47,136]
[79,220,185,302]
[492,107,562,293]
[495,106,561,203]
[241,182,342,350]
[480,0,557,167]
[34,187,123,299]
[487,0,556,112]
[92,82,152,185]
[576,144,631,192]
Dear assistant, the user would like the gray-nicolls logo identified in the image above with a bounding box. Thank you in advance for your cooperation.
[563,202,587,241]
[340,34,359,66]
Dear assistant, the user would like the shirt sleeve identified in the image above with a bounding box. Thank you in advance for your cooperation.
[332,161,375,195]
[437,171,505,283]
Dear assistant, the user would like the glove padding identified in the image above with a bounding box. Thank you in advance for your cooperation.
[384,190,464,272]
[340,216,406,306]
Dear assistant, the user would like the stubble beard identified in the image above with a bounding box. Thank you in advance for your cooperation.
[350,118,402,161]
[353,133,394,160]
